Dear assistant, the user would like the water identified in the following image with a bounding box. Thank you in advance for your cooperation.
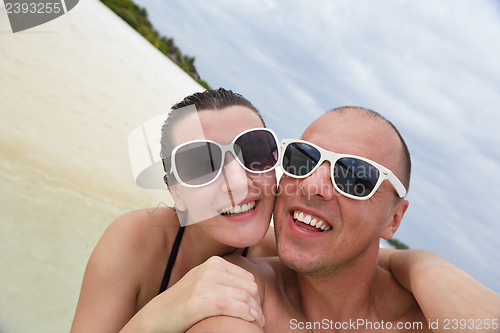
[0,0,202,331]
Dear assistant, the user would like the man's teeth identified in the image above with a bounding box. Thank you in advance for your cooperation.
[219,200,256,216]
[293,210,331,231]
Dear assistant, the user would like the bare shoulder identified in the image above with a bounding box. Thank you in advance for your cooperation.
[186,316,263,333]
[376,267,430,332]
[224,255,283,281]
[71,207,180,332]
[101,207,176,247]
[94,206,180,291]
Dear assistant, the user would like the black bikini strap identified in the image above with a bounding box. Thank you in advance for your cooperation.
[158,225,185,294]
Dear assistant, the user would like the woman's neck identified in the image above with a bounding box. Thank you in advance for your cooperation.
[173,222,242,278]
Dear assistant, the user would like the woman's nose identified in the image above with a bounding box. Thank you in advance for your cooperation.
[220,152,251,195]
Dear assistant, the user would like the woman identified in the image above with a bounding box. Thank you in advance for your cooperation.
[71,88,278,333]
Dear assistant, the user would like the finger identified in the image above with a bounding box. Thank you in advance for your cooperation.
[199,296,265,328]
[201,268,259,301]
[205,256,255,281]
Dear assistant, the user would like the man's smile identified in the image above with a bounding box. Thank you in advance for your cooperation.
[292,210,332,232]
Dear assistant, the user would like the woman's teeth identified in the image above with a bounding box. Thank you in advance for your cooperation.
[219,200,256,216]
[293,210,331,231]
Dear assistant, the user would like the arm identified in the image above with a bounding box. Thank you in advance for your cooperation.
[70,211,147,333]
[120,256,265,332]
[186,256,267,333]
[380,248,500,330]
[71,210,264,333]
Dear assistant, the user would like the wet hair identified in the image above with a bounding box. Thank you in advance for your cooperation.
[326,106,412,192]
[160,88,265,184]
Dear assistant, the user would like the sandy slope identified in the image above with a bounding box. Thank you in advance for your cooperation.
[0,0,204,331]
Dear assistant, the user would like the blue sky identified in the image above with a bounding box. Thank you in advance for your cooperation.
[131,0,500,293]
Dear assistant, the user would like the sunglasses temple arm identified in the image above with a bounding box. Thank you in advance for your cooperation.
[388,172,407,198]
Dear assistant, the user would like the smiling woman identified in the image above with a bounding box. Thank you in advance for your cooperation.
[70,88,279,333]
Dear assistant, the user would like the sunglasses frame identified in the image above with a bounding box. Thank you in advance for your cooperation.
[170,128,280,188]
[280,139,407,200]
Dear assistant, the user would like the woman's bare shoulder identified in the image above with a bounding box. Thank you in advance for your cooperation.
[72,207,180,332]
[106,207,177,240]
[93,207,179,265]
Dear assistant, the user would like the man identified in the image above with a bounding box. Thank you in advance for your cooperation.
[187,106,500,332]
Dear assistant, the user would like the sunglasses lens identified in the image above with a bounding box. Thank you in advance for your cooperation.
[334,158,379,197]
[174,142,222,186]
[283,142,321,176]
[234,130,279,172]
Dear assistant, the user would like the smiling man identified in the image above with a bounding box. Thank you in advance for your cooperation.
[187,106,500,332]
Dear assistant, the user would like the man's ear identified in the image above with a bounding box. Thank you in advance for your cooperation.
[380,199,409,240]
[167,182,187,212]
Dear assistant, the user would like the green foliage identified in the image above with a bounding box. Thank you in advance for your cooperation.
[100,0,211,89]
[388,238,410,250]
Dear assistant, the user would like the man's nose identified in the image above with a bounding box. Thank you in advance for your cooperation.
[220,152,251,195]
[299,161,335,200]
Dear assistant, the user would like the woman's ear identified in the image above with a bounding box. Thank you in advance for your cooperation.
[380,199,409,240]
[165,175,187,212]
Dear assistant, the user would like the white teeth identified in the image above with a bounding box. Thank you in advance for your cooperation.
[293,210,330,231]
[219,201,256,216]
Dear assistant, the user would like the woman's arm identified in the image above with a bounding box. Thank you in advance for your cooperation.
[71,209,265,333]
[70,211,149,333]
[120,256,264,332]
[185,255,267,333]
[380,248,500,331]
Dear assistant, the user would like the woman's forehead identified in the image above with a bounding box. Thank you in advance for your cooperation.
[173,106,264,144]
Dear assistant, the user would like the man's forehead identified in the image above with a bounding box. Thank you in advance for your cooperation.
[301,111,400,162]
[301,112,373,143]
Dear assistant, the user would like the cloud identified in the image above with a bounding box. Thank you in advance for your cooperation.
[134,0,500,292]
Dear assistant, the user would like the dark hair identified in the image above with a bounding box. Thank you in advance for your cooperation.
[326,106,412,193]
[160,88,265,183]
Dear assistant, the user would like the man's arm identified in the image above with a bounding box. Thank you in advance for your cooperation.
[381,248,500,331]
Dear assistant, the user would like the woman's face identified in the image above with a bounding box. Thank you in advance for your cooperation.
[169,106,277,248]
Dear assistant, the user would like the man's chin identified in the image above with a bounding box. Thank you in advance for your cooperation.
[278,245,320,276]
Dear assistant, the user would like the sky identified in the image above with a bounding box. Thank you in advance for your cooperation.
[130,0,500,293]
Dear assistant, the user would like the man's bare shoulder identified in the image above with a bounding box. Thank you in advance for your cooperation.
[376,267,430,332]
[224,255,304,332]
[224,255,295,286]
[186,316,263,333]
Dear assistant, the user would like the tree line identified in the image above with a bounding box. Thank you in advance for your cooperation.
[100,0,210,89]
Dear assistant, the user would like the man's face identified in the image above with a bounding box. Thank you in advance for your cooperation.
[274,111,408,278]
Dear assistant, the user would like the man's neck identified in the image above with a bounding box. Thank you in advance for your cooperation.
[297,248,382,324]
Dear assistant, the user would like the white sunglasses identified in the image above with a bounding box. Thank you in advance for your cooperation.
[168,128,280,187]
[280,139,407,200]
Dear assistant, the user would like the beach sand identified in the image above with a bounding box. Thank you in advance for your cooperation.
[0,0,204,331]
